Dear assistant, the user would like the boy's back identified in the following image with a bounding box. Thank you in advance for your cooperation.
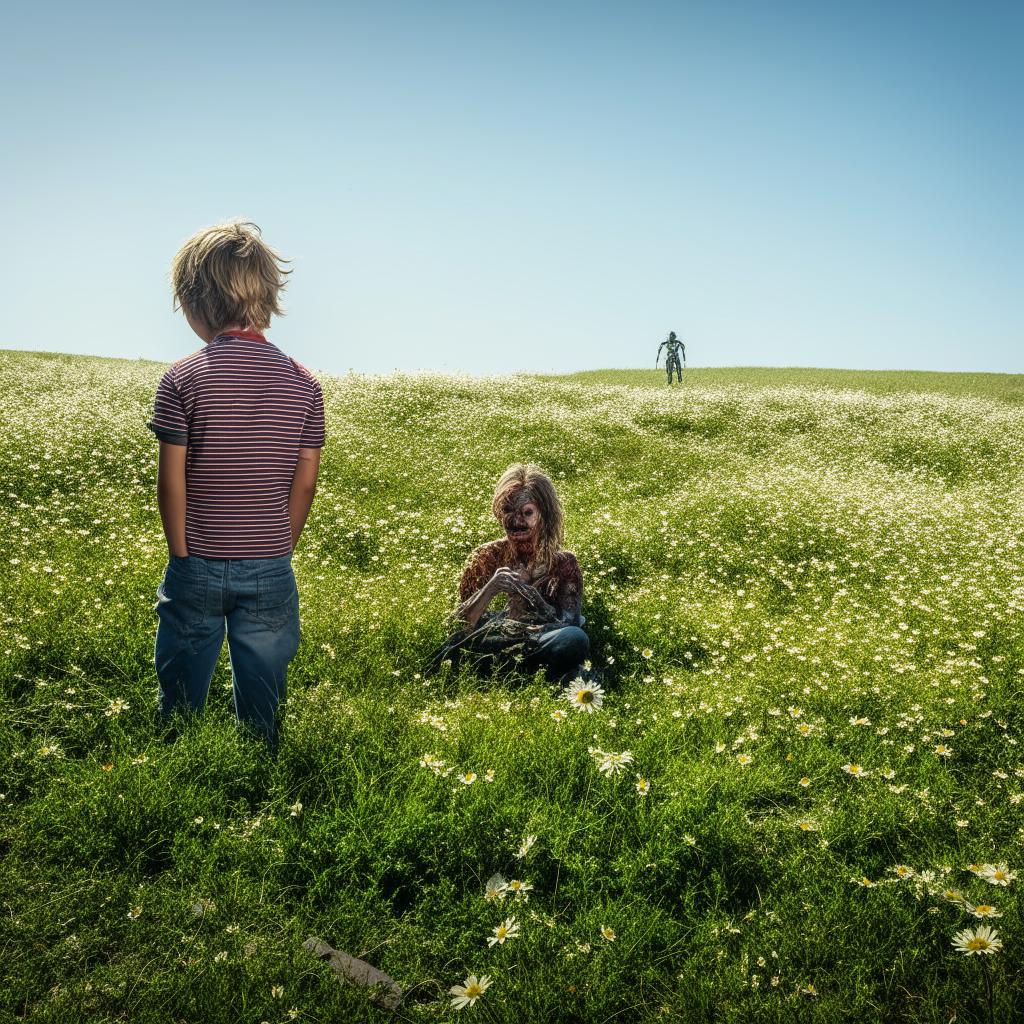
[149,330,324,558]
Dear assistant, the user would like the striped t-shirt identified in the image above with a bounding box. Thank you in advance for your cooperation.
[148,331,325,558]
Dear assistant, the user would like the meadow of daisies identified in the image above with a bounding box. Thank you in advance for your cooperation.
[2,350,1022,1023]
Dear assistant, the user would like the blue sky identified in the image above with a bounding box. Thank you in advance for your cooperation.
[1,1,1021,375]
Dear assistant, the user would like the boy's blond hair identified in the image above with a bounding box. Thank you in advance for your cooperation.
[171,220,290,332]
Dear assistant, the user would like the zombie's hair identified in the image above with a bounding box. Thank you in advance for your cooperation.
[491,463,565,572]
[171,220,290,331]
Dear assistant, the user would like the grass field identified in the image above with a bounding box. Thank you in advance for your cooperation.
[2,349,1023,1023]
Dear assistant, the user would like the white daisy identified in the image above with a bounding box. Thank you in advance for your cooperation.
[563,680,604,713]
[952,926,1002,955]
[449,974,492,1009]
[486,917,520,947]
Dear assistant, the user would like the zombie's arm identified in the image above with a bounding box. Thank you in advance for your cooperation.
[452,547,520,630]
[554,554,584,627]
[681,342,686,365]
[656,341,666,367]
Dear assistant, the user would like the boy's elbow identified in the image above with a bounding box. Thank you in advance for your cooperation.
[293,476,318,499]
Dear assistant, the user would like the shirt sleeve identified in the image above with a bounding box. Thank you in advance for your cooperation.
[147,370,188,445]
[300,379,326,448]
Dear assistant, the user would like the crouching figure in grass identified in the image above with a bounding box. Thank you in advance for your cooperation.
[427,464,589,682]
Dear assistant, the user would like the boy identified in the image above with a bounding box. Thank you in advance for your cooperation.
[148,220,324,750]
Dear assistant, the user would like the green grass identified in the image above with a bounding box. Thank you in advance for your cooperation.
[2,349,1023,1023]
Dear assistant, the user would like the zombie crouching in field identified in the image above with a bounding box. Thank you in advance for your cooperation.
[426,464,589,682]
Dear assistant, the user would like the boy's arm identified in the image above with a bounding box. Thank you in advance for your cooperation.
[288,447,321,550]
[156,442,189,557]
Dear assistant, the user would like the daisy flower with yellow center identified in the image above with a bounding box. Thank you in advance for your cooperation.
[736,753,753,766]
[795,819,817,831]
[591,749,634,777]
[563,680,605,713]
[799,777,811,788]
[934,744,952,758]
[968,904,1001,919]
[449,974,493,1009]
[505,879,534,900]
[635,775,651,797]
[981,863,1016,886]
[600,925,616,942]
[842,763,867,778]
[487,917,520,947]
[484,875,508,901]
[951,926,1002,956]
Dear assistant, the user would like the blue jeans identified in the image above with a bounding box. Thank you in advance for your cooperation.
[521,626,590,681]
[154,554,300,749]
[427,619,590,683]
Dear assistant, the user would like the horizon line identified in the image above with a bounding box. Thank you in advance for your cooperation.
[2,347,1023,380]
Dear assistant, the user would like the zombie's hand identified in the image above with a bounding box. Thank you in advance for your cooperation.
[511,580,558,621]
[488,567,523,596]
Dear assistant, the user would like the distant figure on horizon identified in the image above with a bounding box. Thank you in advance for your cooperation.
[656,331,686,384]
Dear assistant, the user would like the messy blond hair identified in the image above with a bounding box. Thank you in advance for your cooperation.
[171,220,290,331]
[491,463,565,573]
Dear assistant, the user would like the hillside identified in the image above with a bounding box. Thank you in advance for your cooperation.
[2,349,1022,1023]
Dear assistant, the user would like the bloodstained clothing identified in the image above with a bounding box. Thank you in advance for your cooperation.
[457,539,583,627]
[425,539,586,677]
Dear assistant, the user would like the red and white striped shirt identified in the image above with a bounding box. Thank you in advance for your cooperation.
[148,331,325,558]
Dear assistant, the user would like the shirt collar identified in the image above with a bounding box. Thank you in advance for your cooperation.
[212,329,267,343]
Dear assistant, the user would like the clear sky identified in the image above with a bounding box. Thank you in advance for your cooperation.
[2,1,1021,376]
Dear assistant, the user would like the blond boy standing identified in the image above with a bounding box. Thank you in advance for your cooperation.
[148,221,324,750]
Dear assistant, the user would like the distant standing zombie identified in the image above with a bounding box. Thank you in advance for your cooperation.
[426,464,589,682]
[656,331,686,384]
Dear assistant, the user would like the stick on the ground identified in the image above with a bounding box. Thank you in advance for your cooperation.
[302,936,403,1011]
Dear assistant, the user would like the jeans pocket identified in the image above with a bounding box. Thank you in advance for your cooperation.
[257,569,298,629]
[155,561,208,638]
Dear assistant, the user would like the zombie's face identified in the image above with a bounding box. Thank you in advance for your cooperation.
[499,490,542,547]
